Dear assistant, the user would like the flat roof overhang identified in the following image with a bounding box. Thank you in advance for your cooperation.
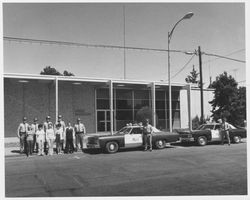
[4,73,186,90]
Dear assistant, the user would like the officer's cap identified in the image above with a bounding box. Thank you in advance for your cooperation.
[58,115,62,118]
[34,117,38,122]
[46,116,51,119]
[77,118,81,121]
[23,117,27,121]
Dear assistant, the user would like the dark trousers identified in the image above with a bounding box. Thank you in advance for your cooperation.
[65,138,74,153]
[33,135,38,152]
[143,134,152,150]
[19,134,26,153]
[26,140,34,156]
[221,130,230,145]
[75,133,84,149]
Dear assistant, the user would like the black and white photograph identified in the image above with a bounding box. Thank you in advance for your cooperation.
[1,1,248,199]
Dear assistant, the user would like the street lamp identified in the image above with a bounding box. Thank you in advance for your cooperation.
[168,12,194,132]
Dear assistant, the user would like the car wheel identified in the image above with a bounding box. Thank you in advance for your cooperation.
[197,136,207,146]
[155,139,166,149]
[105,141,119,153]
[233,136,241,144]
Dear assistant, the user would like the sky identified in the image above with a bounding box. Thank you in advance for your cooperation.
[3,2,246,87]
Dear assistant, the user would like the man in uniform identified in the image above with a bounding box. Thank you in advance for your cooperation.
[31,117,39,153]
[220,117,231,146]
[55,115,66,150]
[143,118,153,151]
[74,118,86,151]
[17,117,29,154]
[43,115,53,154]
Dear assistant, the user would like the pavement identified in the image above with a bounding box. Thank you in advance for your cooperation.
[5,140,247,197]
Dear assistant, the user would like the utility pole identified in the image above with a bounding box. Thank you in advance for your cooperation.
[198,46,204,123]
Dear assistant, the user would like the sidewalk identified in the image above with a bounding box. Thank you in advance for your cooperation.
[5,132,111,157]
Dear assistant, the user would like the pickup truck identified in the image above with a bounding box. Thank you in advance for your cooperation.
[177,123,246,146]
[86,125,180,153]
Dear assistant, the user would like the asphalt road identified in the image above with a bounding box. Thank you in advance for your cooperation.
[5,142,247,197]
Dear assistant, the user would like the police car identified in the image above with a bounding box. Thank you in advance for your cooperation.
[177,123,246,146]
[86,124,180,153]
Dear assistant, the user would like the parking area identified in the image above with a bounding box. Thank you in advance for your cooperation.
[5,141,247,197]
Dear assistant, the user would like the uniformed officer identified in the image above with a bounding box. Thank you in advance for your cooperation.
[31,117,39,153]
[55,115,66,150]
[17,117,29,153]
[43,116,53,154]
[143,119,153,151]
[221,117,231,146]
[74,118,86,151]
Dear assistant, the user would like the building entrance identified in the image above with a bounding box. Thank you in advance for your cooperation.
[97,110,110,132]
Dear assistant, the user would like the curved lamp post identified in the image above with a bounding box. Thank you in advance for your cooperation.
[168,12,194,132]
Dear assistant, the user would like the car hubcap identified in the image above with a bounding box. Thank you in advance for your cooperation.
[158,141,163,146]
[110,144,115,150]
[200,138,205,145]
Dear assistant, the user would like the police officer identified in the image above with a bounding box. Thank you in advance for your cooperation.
[143,119,153,151]
[221,117,231,146]
[31,117,39,153]
[17,117,29,154]
[55,115,66,150]
[74,118,86,151]
[43,116,53,154]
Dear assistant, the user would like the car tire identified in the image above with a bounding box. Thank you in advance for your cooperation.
[197,136,207,146]
[233,136,241,144]
[105,141,119,153]
[155,139,166,149]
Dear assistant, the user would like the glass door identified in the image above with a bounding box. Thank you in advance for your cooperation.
[97,110,110,132]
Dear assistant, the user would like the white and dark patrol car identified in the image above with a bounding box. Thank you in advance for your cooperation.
[177,123,247,146]
[86,125,180,153]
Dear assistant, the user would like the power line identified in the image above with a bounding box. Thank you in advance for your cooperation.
[203,52,245,63]
[203,49,245,64]
[171,54,196,80]
[4,36,246,63]
[4,36,186,53]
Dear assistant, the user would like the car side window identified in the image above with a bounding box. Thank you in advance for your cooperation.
[215,125,221,130]
[130,128,142,134]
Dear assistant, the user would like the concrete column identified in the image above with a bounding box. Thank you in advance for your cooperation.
[151,82,156,127]
[55,77,58,122]
[109,80,114,135]
[187,84,192,131]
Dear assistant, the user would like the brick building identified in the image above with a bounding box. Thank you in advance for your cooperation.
[4,73,214,138]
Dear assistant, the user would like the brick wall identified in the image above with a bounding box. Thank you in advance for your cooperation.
[4,78,56,137]
[4,79,96,137]
[58,81,96,133]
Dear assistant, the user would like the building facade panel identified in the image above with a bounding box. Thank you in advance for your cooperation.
[4,78,56,137]
[58,81,96,133]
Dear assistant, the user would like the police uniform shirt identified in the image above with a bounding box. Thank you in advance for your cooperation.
[17,122,29,135]
[74,123,86,133]
[222,122,230,131]
[31,123,39,134]
[143,124,153,134]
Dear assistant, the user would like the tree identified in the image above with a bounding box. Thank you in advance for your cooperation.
[40,66,62,75]
[63,70,74,76]
[40,66,74,76]
[185,65,200,86]
[209,71,245,126]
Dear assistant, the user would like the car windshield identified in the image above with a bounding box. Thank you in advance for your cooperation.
[116,127,132,135]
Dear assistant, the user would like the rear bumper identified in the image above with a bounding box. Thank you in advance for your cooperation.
[86,144,100,149]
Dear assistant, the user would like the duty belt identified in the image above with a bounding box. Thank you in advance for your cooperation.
[76,131,84,134]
